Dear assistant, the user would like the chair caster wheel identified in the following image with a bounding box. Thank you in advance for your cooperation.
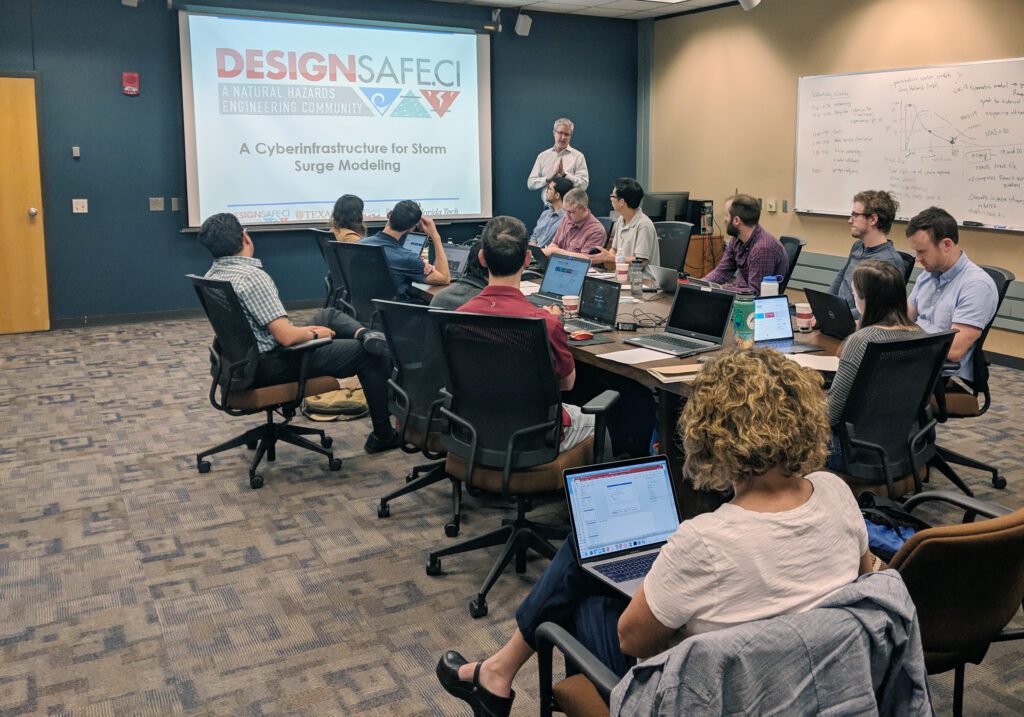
[405,472,416,484]
[378,503,390,518]
[444,522,460,538]
[328,458,342,471]
[197,460,211,474]
[469,598,488,619]
[245,440,258,450]
[992,475,1007,489]
[426,557,442,576]
[249,474,264,489]
[321,436,333,448]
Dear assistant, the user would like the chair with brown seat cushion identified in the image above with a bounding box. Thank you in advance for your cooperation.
[425,310,618,619]
[190,275,341,490]
[889,490,1024,717]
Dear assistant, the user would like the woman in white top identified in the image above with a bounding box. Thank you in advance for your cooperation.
[436,349,870,717]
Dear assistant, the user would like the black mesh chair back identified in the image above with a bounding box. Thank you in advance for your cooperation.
[597,216,614,242]
[837,331,955,492]
[189,275,259,391]
[431,310,561,470]
[654,221,694,272]
[313,229,348,309]
[331,241,399,325]
[898,250,916,284]
[970,266,1015,392]
[374,299,444,439]
[778,236,807,292]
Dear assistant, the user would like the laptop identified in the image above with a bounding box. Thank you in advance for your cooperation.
[646,265,681,295]
[442,243,472,280]
[565,277,620,334]
[564,455,682,598]
[624,284,735,357]
[804,288,858,340]
[753,295,822,354]
[526,254,590,308]
[528,245,550,272]
[402,232,428,257]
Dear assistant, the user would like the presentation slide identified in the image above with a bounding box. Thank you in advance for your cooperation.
[179,11,492,227]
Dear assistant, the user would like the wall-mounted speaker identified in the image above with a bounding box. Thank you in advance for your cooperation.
[514,13,532,37]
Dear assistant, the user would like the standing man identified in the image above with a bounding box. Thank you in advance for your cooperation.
[702,194,788,295]
[829,190,906,318]
[542,188,608,258]
[359,200,450,300]
[530,175,574,248]
[527,118,589,205]
[589,177,659,267]
[198,213,401,453]
[906,206,998,382]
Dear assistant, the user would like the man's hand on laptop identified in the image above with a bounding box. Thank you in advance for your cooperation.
[544,304,562,316]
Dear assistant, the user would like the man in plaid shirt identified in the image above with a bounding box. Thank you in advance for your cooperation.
[703,194,788,295]
[199,213,401,454]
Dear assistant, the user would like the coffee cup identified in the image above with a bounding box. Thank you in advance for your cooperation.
[562,294,580,317]
[795,302,813,332]
[615,263,629,283]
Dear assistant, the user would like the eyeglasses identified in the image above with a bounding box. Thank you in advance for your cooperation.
[849,211,872,219]
[609,195,620,201]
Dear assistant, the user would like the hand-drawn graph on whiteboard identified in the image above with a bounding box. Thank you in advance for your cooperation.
[795,58,1024,231]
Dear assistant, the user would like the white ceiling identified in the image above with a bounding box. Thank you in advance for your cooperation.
[430,0,732,21]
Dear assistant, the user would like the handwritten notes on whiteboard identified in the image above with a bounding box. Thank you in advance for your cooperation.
[795,58,1024,231]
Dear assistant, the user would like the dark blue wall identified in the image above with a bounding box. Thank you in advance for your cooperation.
[1,0,637,321]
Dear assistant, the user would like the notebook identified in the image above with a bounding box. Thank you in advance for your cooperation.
[804,288,858,340]
[624,284,734,357]
[442,243,472,280]
[565,277,620,334]
[753,295,822,354]
[526,254,590,308]
[564,455,682,598]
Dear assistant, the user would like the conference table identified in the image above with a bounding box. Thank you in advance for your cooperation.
[409,278,841,519]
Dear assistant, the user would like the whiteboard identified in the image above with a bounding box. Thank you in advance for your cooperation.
[795,58,1024,231]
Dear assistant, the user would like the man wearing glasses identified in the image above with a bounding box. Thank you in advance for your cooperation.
[828,190,906,318]
[526,118,589,205]
[588,177,659,267]
[542,188,607,258]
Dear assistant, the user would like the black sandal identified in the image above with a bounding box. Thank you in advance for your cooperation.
[436,651,515,717]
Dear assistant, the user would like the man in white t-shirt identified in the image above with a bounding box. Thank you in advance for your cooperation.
[588,177,659,267]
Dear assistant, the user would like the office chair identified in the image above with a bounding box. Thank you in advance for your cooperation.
[596,216,614,241]
[373,300,457,529]
[932,265,1014,491]
[330,241,399,326]
[189,276,341,489]
[653,221,694,272]
[898,250,916,284]
[313,229,355,314]
[778,235,807,292]
[834,331,960,499]
[889,490,1024,717]
[425,310,618,618]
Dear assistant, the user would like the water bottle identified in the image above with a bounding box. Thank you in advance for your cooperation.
[760,275,781,296]
[629,260,644,299]
[732,290,756,347]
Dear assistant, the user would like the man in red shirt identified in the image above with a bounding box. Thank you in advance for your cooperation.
[459,216,594,450]
[542,188,608,260]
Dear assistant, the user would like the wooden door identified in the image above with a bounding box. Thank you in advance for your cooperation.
[0,75,49,333]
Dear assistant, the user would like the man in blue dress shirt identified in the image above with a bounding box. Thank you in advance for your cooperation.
[529,175,573,248]
[906,206,998,382]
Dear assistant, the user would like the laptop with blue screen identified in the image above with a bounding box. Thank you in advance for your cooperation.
[527,254,590,308]
[753,295,821,354]
[564,455,682,597]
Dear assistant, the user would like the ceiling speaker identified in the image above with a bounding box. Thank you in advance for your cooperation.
[738,0,761,10]
[514,13,532,37]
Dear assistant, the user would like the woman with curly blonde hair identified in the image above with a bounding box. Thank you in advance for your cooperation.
[436,349,870,717]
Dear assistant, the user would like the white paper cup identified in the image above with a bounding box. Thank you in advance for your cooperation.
[615,263,629,283]
[562,295,580,314]
[795,302,813,332]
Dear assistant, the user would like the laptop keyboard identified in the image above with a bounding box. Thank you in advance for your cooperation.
[528,294,558,307]
[643,333,708,352]
[565,318,608,332]
[758,339,796,350]
[594,552,659,582]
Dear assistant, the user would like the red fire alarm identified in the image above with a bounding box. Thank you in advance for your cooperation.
[123,72,140,96]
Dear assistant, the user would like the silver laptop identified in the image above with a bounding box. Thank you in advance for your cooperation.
[564,456,682,597]
[753,295,822,354]
[625,284,735,357]
[646,265,681,295]
[402,232,428,256]
[565,277,620,334]
[443,243,472,280]
[527,254,590,308]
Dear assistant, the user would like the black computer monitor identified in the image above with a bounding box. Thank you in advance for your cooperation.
[640,192,690,222]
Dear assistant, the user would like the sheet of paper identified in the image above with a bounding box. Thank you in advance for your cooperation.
[411,282,431,292]
[598,348,671,365]
[649,364,703,376]
[619,296,640,304]
[589,271,616,279]
[647,372,699,384]
[787,353,840,372]
[519,281,541,296]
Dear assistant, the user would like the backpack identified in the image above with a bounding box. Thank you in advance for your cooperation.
[858,493,932,562]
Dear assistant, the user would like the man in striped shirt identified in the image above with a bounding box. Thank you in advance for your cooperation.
[703,194,788,295]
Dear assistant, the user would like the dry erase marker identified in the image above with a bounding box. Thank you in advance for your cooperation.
[963,221,984,227]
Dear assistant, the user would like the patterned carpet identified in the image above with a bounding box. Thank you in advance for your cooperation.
[1,314,1022,716]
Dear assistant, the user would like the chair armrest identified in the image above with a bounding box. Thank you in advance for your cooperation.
[536,622,620,716]
[523,270,544,281]
[282,336,333,352]
[581,390,620,416]
[902,490,1013,520]
[993,627,1024,643]
[943,360,961,373]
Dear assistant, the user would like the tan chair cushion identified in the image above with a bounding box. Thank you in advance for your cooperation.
[445,437,594,494]
[552,674,609,717]
[227,376,339,411]
[403,425,446,455]
[943,391,981,417]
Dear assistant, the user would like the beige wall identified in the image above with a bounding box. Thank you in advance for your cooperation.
[652,0,1024,269]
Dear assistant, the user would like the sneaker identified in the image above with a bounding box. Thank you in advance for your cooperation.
[359,330,390,359]
[364,429,402,454]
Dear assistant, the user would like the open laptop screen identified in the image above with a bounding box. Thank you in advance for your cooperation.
[580,277,619,325]
[539,254,589,297]
[665,285,735,341]
[403,232,428,257]
[444,244,472,275]
[753,296,794,341]
[567,458,680,559]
